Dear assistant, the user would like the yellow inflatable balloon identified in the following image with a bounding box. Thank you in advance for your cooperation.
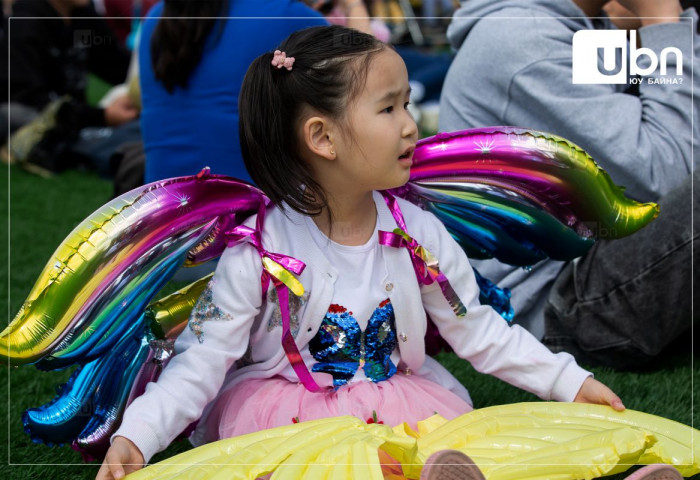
[406,402,699,479]
[125,416,410,480]
[126,403,699,480]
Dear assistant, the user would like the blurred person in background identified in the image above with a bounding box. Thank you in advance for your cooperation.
[138,0,326,185]
[1,0,140,177]
[99,0,159,49]
[306,0,454,126]
[439,0,699,369]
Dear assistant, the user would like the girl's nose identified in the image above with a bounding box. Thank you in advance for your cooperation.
[403,111,418,139]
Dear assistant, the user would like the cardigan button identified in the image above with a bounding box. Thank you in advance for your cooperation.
[385,282,394,292]
[399,332,407,342]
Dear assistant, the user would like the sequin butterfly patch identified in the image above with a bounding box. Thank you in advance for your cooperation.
[309,299,397,388]
[267,288,309,337]
[188,280,235,343]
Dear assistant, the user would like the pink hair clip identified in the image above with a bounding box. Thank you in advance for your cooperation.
[271,50,295,71]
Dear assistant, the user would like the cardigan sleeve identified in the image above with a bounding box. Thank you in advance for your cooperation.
[112,241,264,463]
[416,209,591,402]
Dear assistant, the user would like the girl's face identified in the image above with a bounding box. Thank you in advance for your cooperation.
[333,49,418,192]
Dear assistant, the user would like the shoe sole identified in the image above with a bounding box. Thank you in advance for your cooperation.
[420,450,486,480]
[624,465,683,480]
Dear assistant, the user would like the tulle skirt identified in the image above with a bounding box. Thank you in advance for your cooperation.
[204,373,472,442]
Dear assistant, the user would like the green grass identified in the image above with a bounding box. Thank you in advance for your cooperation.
[1,165,698,479]
[85,74,114,108]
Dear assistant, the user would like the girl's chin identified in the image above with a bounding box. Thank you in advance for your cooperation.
[398,157,413,168]
[383,174,411,191]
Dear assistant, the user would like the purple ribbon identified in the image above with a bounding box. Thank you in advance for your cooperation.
[225,205,320,392]
[378,191,467,318]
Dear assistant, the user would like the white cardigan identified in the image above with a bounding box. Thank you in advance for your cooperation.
[114,191,591,463]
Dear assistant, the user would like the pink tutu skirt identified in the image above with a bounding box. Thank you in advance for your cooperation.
[205,373,472,442]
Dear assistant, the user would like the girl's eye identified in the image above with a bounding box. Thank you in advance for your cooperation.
[404,102,411,109]
[382,106,394,113]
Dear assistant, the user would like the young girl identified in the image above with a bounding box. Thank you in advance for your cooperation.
[97,25,624,479]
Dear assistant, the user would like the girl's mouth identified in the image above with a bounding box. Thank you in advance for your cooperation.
[399,146,415,161]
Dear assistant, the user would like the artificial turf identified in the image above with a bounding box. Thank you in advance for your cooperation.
[2,165,697,479]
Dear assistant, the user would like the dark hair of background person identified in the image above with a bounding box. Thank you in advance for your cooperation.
[150,0,228,93]
[239,26,386,219]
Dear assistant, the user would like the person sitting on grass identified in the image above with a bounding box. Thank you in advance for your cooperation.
[1,0,140,177]
[96,25,624,479]
[439,0,698,370]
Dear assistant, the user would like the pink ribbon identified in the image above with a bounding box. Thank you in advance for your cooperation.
[378,191,467,318]
[225,205,320,392]
[225,223,306,294]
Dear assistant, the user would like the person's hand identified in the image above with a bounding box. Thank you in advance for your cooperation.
[574,377,626,411]
[104,94,139,127]
[612,0,682,26]
[96,436,145,480]
[603,1,643,30]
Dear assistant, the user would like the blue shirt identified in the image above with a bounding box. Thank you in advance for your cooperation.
[139,0,326,183]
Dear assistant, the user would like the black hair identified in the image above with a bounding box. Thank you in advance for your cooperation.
[239,25,386,217]
[150,0,227,93]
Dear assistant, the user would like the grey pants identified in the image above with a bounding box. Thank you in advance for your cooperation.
[543,169,698,369]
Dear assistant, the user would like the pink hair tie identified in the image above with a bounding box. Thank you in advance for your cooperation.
[271,50,295,71]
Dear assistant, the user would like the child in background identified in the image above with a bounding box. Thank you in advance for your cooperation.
[96,26,623,479]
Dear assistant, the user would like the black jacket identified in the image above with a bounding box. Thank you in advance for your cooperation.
[2,0,131,127]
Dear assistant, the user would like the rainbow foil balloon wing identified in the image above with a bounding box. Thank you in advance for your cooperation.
[4,128,659,460]
[392,127,657,265]
[6,171,265,459]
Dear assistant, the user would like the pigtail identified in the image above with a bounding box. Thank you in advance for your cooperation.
[239,53,325,216]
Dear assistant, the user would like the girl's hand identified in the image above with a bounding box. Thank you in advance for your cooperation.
[574,377,626,411]
[96,436,145,480]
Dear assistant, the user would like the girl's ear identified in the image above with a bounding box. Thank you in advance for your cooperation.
[302,115,336,161]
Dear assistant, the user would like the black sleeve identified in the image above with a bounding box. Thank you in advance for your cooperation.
[57,99,106,129]
[6,18,56,109]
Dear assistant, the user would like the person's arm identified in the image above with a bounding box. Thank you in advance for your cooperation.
[54,96,137,130]
[9,16,132,126]
[616,0,682,27]
[417,210,618,405]
[502,9,697,201]
[7,19,55,109]
[103,94,139,126]
[98,241,264,477]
